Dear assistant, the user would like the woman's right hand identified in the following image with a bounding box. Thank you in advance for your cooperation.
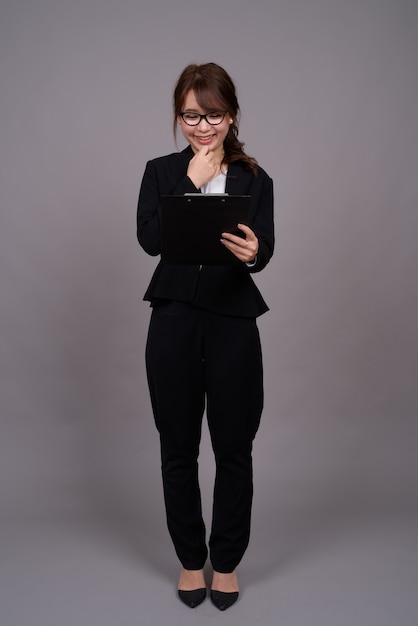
[187,146,219,189]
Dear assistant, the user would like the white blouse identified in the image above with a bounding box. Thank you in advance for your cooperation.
[200,170,227,194]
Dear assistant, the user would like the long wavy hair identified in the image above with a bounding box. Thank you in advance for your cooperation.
[173,62,258,175]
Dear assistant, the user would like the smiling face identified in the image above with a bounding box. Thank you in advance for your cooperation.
[178,90,233,157]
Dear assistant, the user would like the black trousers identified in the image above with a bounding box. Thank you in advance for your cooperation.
[145,301,263,573]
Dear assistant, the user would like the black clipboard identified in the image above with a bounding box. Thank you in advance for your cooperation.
[161,194,250,265]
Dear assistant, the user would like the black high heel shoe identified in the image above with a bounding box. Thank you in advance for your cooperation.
[178,588,207,608]
[210,589,239,611]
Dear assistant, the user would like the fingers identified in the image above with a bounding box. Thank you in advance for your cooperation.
[221,224,259,263]
[235,223,252,238]
[195,144,209,155]
[187,146,218,188]
[221,224,254,244]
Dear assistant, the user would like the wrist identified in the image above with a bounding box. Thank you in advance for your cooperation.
[186,175,201,191]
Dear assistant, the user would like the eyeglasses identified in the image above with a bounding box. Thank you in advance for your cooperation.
[179,111,228,126]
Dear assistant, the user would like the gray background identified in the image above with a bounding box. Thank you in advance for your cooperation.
[1,0,417,624]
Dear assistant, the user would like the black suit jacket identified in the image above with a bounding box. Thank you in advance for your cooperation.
[137,146,274,317]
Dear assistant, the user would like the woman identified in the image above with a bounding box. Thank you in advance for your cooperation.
[137,62,274,610]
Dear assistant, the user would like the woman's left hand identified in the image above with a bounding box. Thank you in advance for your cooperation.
[221,223,259,264]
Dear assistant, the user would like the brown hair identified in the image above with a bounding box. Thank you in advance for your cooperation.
[173,63,258,175]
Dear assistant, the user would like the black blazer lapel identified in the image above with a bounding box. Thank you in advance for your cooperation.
[225,162,252,195]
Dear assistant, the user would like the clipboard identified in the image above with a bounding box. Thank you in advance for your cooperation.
[161,194,250,265]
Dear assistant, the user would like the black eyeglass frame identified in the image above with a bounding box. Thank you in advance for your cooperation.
[179,111,228,126]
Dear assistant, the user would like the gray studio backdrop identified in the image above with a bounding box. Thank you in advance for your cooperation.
[1,0,417,569]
